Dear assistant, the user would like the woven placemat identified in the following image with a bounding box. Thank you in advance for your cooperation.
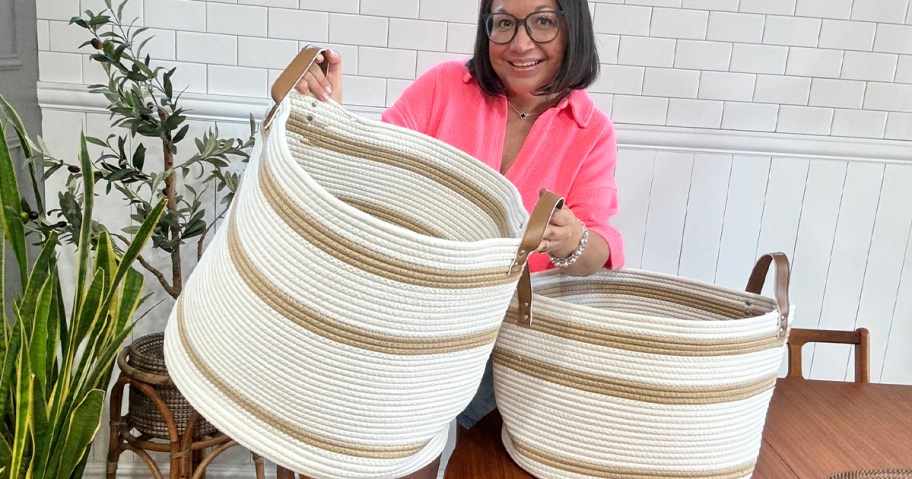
[827,470,912,479]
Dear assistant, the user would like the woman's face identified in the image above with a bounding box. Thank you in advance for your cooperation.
[487,0,566,98]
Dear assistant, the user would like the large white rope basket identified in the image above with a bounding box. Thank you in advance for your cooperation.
[493,253,793,479]
[163,48,561,479]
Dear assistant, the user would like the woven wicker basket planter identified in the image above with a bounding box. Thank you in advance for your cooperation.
[126,332,217,439]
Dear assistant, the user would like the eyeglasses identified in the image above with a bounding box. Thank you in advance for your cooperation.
[483,11,563,44]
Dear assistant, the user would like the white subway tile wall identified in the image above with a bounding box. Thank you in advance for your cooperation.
[740,0,796,16]
[238,37,300,69]
[762,15,821,47]
[666,98,724,127]
[754,74,812,104]
[358,47,418,80]
[361,0,419,19]
[841,51,898,82]
[642,67,700,98]
[698,71,756,101]
[777,105,834,135]
[618,36,676,67]
[206,3,267,37]
[851,0,910,24]
[595,34,621,64]
[809,78,866,109]
[721,101,779,131]
[683,0,738,12]
[650,7,708,39]
[593,4,652,36]
[866,82,912,112]
[897,55,912,83]
[592,65,645,95]
[874,24,912,55]
[786,47,844,78]
[39,51,82,83]
[34,0,912,141]
[36,20,49,51]
[612,95,669,125]
[674,40,732,70]
[706,11,765,43]
[831,109,888,138]
[389,19,447,52]
[819,19,877,51]
[795,0,852,20]
[729,43,788,74]
[886,112,912,140]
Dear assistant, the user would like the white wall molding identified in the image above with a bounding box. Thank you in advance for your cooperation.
[38,82,912,165]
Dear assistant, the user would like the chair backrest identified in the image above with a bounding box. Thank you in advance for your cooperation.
[786,328,870,383]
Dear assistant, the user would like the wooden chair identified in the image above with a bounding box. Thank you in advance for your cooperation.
[786,327,870,383]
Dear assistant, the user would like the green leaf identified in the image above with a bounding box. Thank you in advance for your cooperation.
[87,14,111,27]
[0,435,10,477]
[110,199,165,291]
[29,276,55,390]
[0,324,22,428]
[29,379,52,479]
[115,268,144,334]
[53,389,104,479]
[0,93,36,159]
[74,133,95,310]
[172,124,190,144]
[0,117,28,287]
[131,142,146,171]
[85,136,108,148]
[21,231,59,320]
[9,324,32,479]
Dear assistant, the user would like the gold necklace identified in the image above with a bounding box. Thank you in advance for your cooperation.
[507,100,549,120]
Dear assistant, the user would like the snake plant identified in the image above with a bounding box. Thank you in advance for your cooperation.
[0,95,165,478]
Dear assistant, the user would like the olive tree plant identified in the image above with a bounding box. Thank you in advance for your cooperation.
[33,0,255,300]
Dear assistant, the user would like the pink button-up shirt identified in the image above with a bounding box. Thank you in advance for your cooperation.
[382,60,624,271]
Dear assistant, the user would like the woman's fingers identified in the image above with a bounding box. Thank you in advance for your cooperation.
[293,50,344,102]
[538,208,580,256]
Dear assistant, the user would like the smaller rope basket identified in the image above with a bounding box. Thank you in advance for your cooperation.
[126,332,217,439]
[827,470,912,479]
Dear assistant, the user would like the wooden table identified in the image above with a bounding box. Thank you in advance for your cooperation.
[445,378,912,478]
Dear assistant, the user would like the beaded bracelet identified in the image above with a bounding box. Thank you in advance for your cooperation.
[548,222,589,268]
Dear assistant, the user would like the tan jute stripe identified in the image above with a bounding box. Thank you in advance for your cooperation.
[227,216,499,355]
[337,195,447,239]
[508,433,756,479]
[285,115,510,233]
[258,157,519,289]
[176,298,427,459]
[502,310,782,357]
[535,283,766,319]
[493,349,777,405]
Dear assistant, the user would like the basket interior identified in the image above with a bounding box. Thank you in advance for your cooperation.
[282,95,522,243]
[536,273,778,322]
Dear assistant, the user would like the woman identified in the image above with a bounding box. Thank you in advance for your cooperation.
[298,0,624,474]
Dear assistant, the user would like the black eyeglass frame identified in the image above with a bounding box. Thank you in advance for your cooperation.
[482,10,565,45]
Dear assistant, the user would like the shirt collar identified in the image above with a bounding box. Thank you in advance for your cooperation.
[463,70,592,128]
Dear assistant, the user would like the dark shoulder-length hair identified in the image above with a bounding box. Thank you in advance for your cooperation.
[466,0,600,98]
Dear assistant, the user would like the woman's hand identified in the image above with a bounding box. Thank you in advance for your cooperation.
[294,49,343,103]
[537,190,611,276]
[538,206,582,259]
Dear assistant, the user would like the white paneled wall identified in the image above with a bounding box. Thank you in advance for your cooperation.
[31,0,912,476]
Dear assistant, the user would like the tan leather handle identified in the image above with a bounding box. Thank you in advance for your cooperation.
[263,46,328,131]
[745,252,791,338]
[514,190,564,327]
